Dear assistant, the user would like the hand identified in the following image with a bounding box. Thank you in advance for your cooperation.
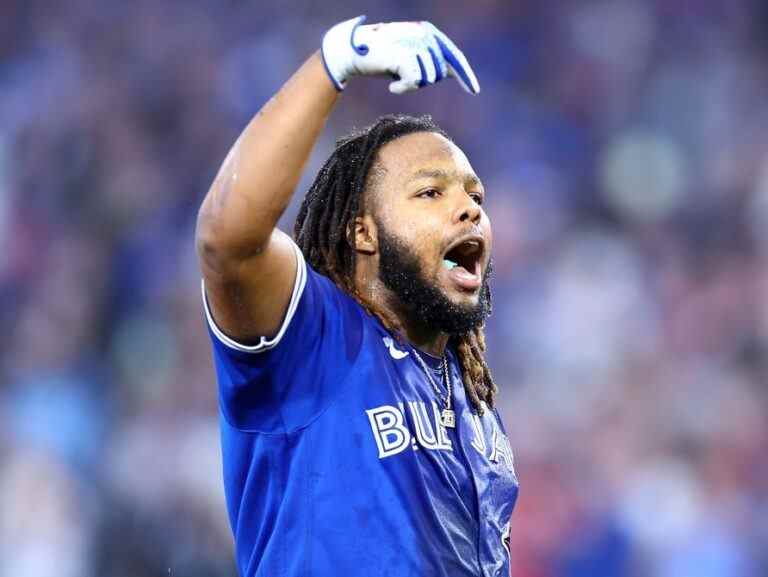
[321,15,480,95]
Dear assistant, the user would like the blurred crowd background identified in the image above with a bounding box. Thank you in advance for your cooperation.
[2,0,768,576]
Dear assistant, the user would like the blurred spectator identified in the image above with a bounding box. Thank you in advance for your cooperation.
[2,1,768,575]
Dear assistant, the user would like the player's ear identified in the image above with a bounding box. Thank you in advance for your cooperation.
[348,215,377,255]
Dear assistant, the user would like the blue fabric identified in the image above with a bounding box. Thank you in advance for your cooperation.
[206,257,519,577]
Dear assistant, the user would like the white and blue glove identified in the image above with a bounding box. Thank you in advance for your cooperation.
[321,15,480,95]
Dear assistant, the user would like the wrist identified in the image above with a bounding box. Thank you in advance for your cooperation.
[321,15,368,91]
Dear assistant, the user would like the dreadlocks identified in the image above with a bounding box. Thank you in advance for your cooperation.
[294,114,497,414]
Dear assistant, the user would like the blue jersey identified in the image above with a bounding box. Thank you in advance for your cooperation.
[203,241,519,577]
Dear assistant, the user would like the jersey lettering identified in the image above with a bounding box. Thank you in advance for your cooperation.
[366,402,516,468]
[470,413,487,455]
[368,401,454,458]
[366,405,411,458]
[432,401,453,449]
[409,401,450,450]
[489,428,515,474]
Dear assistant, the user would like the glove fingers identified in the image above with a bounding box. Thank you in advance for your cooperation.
[417,50,437,87]
[388,53,423,94]
[389,78,415,95]
[437,34,480,94]
[426,43,446,83]
[423,23,480,94]
[388,68,420,93]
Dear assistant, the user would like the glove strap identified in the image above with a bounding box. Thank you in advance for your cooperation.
[321,15,368,91]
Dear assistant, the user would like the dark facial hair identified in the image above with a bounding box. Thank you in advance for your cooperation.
[376,219,492,336]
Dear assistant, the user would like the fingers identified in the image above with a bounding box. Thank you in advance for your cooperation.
[416,49,438,87]
[422,22,480,94]
[362,19,479,96]
[388,63,420,94]
[426,44,446,83]
[389,77,415,95]
[389,49,439,94]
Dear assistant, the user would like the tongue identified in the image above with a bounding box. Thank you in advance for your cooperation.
[448,265,481,290]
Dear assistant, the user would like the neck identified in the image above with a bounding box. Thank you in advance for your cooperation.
[403,322,449,357]
[356,274,449,357]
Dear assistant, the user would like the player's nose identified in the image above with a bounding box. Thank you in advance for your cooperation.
[452,195,481,225]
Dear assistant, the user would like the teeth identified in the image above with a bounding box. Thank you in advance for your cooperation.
[443,258,458,270]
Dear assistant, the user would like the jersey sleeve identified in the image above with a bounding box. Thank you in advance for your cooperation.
[202,240,365,433]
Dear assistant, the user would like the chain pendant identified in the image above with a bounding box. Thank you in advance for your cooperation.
[441,409,456,428]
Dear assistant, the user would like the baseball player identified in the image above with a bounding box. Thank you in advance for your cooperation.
[197,16,518,577]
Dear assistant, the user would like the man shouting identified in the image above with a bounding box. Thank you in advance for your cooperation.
[197,16,518,577]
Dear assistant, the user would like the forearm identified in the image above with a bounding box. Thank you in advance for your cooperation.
[197,51,339,264]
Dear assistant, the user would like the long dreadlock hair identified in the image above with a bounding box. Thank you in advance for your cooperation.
[294,114,497,414]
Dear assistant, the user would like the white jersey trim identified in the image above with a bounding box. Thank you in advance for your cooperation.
[201,240,307,354]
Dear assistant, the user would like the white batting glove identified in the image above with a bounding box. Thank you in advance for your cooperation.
[321,15,480,95]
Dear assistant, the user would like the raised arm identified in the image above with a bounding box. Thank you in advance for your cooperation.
[197,52,337,343]
[196,16,480,344]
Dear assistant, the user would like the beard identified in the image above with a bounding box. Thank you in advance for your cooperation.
[376,220,493,336]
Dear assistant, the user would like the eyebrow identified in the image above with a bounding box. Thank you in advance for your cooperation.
[409,168,483,188]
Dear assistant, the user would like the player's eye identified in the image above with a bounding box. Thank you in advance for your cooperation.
[469,192,484,205]
[417,188,441,199]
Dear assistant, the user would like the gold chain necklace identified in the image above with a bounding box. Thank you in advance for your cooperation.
[411,349,456,428]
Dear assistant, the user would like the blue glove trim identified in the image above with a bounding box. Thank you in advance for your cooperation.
[416,54,428,87]
[434,35,475,93]
[350,15,369,55]
[427,46,443,82]
[320,46,345,92]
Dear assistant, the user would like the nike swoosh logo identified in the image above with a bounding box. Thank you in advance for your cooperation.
[383,336,409,360]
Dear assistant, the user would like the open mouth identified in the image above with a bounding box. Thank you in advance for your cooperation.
[442,235,484,291]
